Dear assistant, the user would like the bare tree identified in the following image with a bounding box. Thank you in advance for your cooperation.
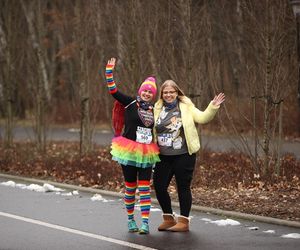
[0,0,298,177]
[212,0,296,178]
[0,0,13,147]
[21,0,52,151]
[21,0,51,102]
[75,0,91,154]
[91,0,111,121]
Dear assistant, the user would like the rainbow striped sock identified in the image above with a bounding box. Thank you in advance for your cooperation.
[124,181,137,221]
[105,64,117,94]
[138,180,151,224]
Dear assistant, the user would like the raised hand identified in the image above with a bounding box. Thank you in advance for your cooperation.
[105,58,118,94]
[212,93,225,106]
[107,57,116,70]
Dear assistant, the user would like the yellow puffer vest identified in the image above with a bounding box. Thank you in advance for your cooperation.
[154,96,219,155]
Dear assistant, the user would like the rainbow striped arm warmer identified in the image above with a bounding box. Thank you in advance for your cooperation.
[105,64,118,94]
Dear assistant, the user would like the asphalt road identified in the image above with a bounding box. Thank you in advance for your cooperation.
[0,126,299,159]
[0,176,299,250]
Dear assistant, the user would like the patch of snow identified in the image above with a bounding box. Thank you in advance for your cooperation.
[72,190,79,195]
[201,218,212,222]
[281,233,300,239]
[61,192,73,196]
[0,180,81,196]
[263,230,275,234]
[1,181,16,187]
[210,219,241,226]
[43,183,64,192]
[150,207,161,212]
[26,184,47,192]
[15,184,27,189]
[91,194,114,202]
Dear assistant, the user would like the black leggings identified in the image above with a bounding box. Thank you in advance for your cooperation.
[153,153,196,217]
[121,164,152,182]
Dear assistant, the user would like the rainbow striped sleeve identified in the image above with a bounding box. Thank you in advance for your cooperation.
[105,64,118,94]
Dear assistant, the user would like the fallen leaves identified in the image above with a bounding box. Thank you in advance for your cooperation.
[0,142,299,222]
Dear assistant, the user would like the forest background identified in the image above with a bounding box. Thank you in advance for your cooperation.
[0,0,300,222]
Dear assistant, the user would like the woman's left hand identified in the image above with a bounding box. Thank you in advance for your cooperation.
[212,93,225,106]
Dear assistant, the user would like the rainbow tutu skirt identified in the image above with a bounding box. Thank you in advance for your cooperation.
[111,136,160,168]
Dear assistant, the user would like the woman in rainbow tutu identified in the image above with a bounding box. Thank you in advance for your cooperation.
[105,58,160,234]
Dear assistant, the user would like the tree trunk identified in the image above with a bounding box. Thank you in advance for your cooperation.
[262,1,272,177]
[75,0,91,155]
[36,82,46,152]
[129,0,139,93]
[0,2,13,147]
[21,0,50,102]
[21,0,48,151]
[275,100,283,175]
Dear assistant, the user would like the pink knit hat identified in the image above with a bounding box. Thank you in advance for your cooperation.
[138,77,157,98]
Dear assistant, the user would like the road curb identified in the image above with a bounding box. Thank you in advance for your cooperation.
[1,172,300,229]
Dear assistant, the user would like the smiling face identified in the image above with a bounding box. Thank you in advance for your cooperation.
[162,85,178,103]
[140,89,154,102]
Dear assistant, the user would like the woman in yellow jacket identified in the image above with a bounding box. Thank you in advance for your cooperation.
[153,80,225,232]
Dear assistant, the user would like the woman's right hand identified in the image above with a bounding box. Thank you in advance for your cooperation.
[107,57,116,70]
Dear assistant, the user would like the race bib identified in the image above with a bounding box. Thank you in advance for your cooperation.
[157,133,172,147]
[136,126,152,144]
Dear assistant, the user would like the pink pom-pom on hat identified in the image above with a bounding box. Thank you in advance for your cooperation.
[138,77,157,98]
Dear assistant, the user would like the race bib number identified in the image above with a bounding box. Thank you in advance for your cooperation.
[157,133,172,147]
[136,126,152,144]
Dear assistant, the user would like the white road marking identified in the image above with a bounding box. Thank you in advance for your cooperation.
[0,211,157,250]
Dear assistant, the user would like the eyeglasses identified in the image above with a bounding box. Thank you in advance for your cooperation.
[162,91,177,95]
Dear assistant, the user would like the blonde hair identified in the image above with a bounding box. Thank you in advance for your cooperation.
[159,80,186,101]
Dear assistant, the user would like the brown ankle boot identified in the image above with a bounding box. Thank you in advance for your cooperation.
[157,214,177,231]
[167,215,189,232]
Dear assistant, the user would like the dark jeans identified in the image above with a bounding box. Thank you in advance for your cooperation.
[153,153,196,217]
[121,165,152,182]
